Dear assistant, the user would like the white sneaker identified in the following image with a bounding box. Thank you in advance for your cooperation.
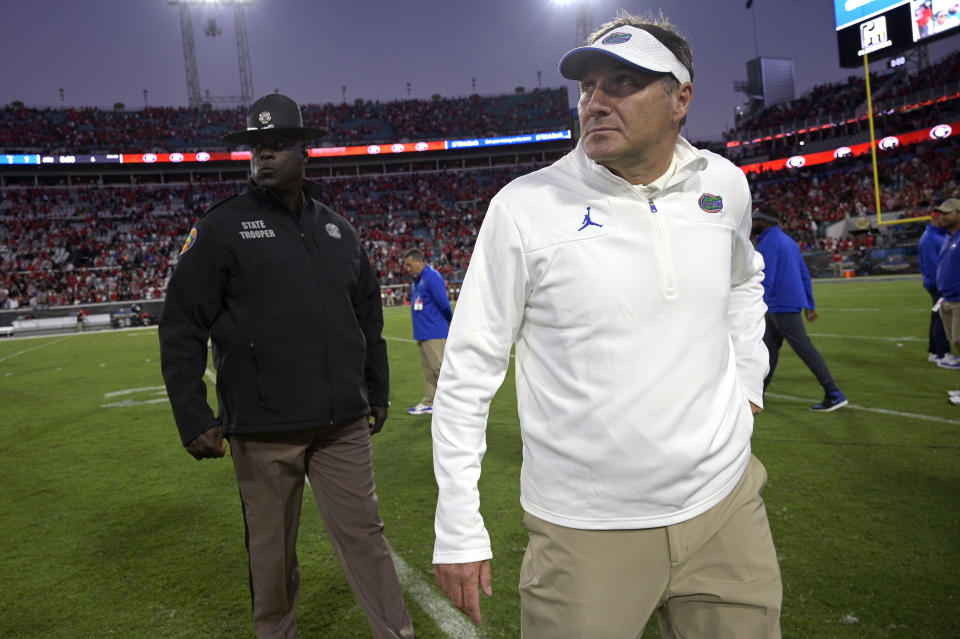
[407,403,433,415]
[938,354,960,369]
[948,390,960,398]
[930,353,942,362]
[949,395,960,406]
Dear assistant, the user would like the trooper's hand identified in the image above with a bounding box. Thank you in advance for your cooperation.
[369,405,388,434]
[185,425,226,460]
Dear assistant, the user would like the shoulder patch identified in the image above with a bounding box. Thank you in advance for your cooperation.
[698,193,723,214]
[179,227,198,255]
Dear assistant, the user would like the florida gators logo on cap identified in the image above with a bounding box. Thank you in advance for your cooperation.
[601,32,632,45]
[179,227,197,255]
[698,193,723,214]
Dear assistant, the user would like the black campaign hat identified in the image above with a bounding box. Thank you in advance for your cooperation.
[221,93,328,145]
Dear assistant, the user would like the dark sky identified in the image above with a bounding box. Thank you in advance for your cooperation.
[2,0,957,141]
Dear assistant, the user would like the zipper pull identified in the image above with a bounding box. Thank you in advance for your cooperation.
[649,199,658,213]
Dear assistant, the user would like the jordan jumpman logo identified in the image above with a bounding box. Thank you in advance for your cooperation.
[578,206,603,231]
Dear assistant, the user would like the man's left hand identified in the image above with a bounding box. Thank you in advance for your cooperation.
[805,308,818,322]
[369,405,388,434]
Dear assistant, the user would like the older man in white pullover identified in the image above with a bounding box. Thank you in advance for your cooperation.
[431,11,781,639]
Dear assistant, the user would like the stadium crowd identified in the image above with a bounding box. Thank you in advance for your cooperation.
[2,128,956,310]
[748,134,959,249]
[0,165,537,309]
[0,89,571,155]
[728,51,960,157]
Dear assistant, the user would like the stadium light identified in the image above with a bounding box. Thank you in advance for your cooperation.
[167,0,255,106]
[552,0,593,46]
[167,0,254,5]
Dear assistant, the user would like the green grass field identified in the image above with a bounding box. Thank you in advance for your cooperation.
[2,276,958,638]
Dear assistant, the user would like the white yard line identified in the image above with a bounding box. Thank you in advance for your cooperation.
[101,397,170,408]
[302,475,479,639]
[0,324,156,343]
[807,332,923,342]
[103,385,167,398]
[389,550,482,639]
[765,392,960,425]
[0,336,70,363]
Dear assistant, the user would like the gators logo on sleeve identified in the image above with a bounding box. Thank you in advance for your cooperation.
[179,227,198,255]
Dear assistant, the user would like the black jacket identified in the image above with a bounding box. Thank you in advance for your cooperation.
[159,180,388,446]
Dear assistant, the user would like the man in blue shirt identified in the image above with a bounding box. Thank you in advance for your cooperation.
[933,199,960,405]
[402,249,453,415]
[918,204,958,367]
[753,206,847,411]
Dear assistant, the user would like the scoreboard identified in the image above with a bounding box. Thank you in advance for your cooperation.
[835,0,960,67]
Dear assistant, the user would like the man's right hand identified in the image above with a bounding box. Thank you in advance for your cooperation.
[434,560,492,625]
[185,425,226,460]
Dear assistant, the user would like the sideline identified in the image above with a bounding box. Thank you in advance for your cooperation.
[0,324,155,344]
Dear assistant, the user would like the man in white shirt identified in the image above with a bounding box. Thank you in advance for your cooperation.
[431,12,781,639]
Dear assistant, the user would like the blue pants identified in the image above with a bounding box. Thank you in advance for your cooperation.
[763,312,838,393]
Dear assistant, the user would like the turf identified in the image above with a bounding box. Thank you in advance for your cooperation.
[1,276,957,638]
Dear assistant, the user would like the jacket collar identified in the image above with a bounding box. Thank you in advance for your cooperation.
[570,136,708,195]
[246,178,323,213]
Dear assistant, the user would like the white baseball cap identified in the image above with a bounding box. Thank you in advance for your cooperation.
[559,25,691,85]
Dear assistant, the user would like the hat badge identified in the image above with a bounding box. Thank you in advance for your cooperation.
[258,111,272,125]
[601,32,632,45]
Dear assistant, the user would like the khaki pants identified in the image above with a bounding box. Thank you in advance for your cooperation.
[519,455,782,639]
[417,338,446,406]
[230,419,415,639]
[940,300,960,343]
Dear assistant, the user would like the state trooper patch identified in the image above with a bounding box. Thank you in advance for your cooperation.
[325,223,341,239]
[179,227,197,255]
[258,111,271,125]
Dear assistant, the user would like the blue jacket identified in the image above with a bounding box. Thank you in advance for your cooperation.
[756,225,814,313]
[918,224,947,292]
[936,231,960,302]
[411,264,453,340]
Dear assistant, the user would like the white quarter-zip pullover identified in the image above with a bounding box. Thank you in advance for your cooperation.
[432,138,768,564]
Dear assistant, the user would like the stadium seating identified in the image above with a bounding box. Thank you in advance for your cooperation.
[0,165,544,309]
[747,133,959,252]
[727,51,960,161]
[0,89,571,154]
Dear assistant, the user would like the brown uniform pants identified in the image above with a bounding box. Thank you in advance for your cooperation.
[230,418,415,639]
[519,454,782,639]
